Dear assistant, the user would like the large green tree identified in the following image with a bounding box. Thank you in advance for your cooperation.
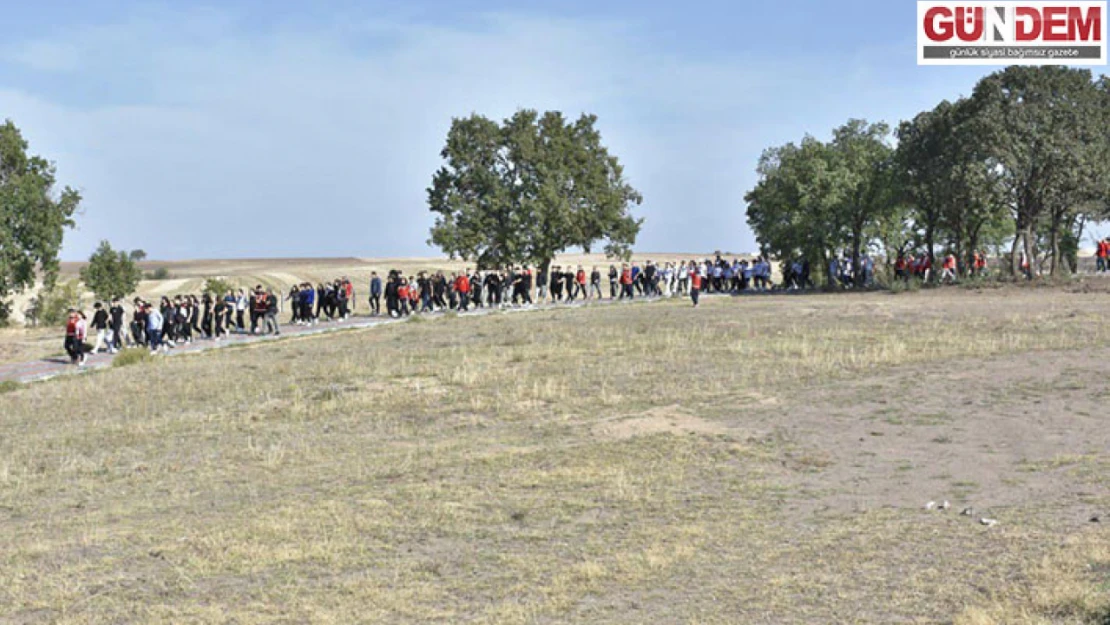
[0,120,81,323]
[828,119,897,286]
[971,66,1110,276]
[80,240,143,301]
[745,136,849,286]
[896,98,1009,276]
[428,110,643,271]
[746,120,895,287]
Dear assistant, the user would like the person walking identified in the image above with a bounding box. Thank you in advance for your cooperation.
[108,299,125,353]
[90,302,110,353]
[370,272,382,316]
[146,304,166,354]
[64,309,88,366]
[688,261,702,308]
[264,289,281,335]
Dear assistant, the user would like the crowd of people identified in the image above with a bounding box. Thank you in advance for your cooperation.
[61,259,771,364]
[369,257,781,318]
[72,251,1003,366]
[894,251,990,283]
[62,283,339,365]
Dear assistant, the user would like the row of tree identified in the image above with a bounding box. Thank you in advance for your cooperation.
[745,66,1110,285]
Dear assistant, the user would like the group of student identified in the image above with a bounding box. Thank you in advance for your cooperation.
[62,281,357,364]
[286,279,356,325]
[367,258,780,318]
[61,258,794,365]
[894,251,989,283]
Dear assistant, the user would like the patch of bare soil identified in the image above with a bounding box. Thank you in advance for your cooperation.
[593,405,733,441]
[740,346,1110,524]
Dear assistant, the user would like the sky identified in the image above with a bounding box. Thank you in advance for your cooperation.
[0,0,1000,261]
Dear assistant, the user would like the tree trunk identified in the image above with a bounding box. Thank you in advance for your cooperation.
[1048,206,1064,276]
[1049,226,1060,276]
[1023,225,1036,280]
[924,222,936,283]
[823,249,835,289]
[851,221,863,288]
[1010,216,1023,277]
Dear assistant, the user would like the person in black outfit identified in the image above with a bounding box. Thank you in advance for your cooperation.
[485,272,501,307]
[109,299,125,352]
[520,267,533,304]
[131,298,148,346]
[384,271,400,317]
[471,271,483,308]
[90,302,110,353]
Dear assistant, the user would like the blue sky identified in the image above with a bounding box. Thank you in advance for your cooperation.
[1,0,995,260]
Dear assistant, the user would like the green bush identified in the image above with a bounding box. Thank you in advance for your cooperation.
[25,281,82,327]
[112,348,154,368]
[204,277,236,297]
[147,267,171,280]
[0,381,21,394]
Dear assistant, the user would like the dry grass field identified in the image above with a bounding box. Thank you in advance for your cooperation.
[1,284,1109,623]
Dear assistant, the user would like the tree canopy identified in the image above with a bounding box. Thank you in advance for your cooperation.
[80,240,143,301]
[428,110,643,270]
[746,66,1110,282]
[0,119,81,322]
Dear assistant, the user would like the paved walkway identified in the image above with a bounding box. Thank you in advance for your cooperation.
[0,294,703,385]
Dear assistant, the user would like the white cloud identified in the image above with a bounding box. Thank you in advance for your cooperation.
[0,7,989,260]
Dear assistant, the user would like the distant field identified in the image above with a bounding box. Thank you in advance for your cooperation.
[0,285,1108,623]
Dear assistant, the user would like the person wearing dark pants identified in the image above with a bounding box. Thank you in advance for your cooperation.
[109,299,125,352]
[370,272,382,315]
[264,290,281,335]
[235,289,247,332]
[455,273,471,311]
[688,261,702,308]
[64,309,87,366]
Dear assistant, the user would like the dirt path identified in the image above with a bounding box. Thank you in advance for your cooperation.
[0,294,711,384]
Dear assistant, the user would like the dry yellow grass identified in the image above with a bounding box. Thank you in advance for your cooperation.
[0,287,1108,623]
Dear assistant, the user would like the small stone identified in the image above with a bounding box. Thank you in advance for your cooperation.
[1090,515,1101,524]
[925,501,937,510]
[980,518,998,527]
[960,507,974,517]
[939,501,951,511]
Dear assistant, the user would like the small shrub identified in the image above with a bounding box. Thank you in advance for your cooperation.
[0,381,21,394]
[25,281,82,327]
[205,277,236,297]
[112,348,154,368]
[147,267,171,280]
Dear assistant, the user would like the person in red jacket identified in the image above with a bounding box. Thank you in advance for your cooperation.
[619,264,633,300]
[576,266,588,300]
[941,253,958,284]
[64,309,88,366]
[1098,239,1109,273]
[688,261,702,307]
[454,273,471,311]
[397,280,411,317]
